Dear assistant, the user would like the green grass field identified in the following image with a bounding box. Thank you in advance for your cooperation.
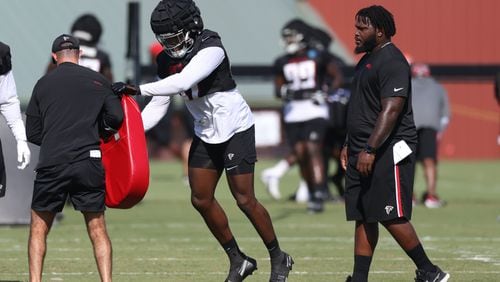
[1,159,499,281]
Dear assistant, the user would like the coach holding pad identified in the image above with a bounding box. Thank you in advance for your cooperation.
[25,34,123,282]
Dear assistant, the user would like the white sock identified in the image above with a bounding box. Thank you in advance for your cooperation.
[272,159,290,177]
[295,179,309,203]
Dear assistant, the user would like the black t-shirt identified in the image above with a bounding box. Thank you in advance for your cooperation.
[346,43,417,154]
[155,29,236,99]
[273,48,332,97]
[26,62,123,169]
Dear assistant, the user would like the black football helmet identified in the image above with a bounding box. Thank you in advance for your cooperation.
[150,0,203,58]
[308,27,333,51]
[71,14,103,46]
[281,19,310,54]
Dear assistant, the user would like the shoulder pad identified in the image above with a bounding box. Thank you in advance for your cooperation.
[199,29,220,41]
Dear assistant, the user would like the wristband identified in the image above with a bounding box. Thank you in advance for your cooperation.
[363,144,376,154]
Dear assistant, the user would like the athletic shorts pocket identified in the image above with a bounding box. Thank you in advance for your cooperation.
[84,158,105,188]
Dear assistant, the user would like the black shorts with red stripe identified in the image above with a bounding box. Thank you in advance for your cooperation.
[344,141,416,223]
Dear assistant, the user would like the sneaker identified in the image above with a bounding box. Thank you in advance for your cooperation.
[415,266,450,282]
[269,252,294,282]
[261,170,281,200]
[423,195,446,208]
[295,180,310,203]
[345,275,352,282]
[225,256,258,282]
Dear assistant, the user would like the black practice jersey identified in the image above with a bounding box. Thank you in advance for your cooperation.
[26,62,123,169]
[346,43,417,153]
[155,29,236,99]
[273,48,332,98]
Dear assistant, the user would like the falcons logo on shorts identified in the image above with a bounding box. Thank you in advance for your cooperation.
[385,205,394,215]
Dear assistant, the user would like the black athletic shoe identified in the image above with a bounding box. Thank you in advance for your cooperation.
[415,266,450,282]
[269,252,294,282]
[307,199,324,213]
[345,275,352,282]
[225,256,257,282]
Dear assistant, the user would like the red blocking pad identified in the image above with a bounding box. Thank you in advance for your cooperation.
[100,95,149,208]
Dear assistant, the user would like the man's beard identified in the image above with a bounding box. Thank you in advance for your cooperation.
[354,34,377,54]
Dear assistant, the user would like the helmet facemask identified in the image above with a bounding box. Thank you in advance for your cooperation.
[282,28,306,54]
[156,30,194,59]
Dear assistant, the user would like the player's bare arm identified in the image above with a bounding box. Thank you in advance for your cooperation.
[357,96,405,176]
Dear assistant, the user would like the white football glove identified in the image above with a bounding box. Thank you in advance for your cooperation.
[16,140,30,170]
[311,91,326,105]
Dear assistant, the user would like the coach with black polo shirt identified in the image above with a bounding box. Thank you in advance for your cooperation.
[25,34,123,282]
[340,6,449,282]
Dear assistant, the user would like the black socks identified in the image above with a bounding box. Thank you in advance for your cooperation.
[406,243,436,272]
[352,255,372,282]
[222,237,244,263]
[265,238,282,259]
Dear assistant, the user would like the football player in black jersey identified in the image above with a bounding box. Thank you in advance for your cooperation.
[341,6,449,282]
[46,14,113,82]
[271,19,344,213]
[112,1,293,281]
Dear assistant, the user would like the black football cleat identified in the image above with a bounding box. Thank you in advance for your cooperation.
[414,266,450,282]
[225,255,257,282]
[269,252,294,282]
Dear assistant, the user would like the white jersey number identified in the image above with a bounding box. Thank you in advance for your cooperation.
[283,60,317,91]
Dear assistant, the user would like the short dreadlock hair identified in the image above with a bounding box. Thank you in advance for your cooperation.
[356,5,396,38]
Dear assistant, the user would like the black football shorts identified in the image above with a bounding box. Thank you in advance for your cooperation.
[188,125,257,175]
[284,118,328,146]
[416,128,438,161]
[31,157,106,213]
[344,142,416,223]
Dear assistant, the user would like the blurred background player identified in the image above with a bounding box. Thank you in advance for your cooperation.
[46,14,113,82]
[261,19,345,206]
[411,62,450,208]
[268,18,343,213]
[309,25,349,202]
